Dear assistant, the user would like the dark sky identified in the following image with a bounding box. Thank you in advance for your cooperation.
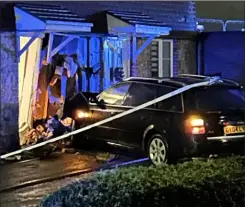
[196,1,245,20]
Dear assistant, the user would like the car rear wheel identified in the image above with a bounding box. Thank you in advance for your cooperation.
[147,134,169,165]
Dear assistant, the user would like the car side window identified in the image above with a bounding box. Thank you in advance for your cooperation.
[97,82,131,105]
[123,83,158,107]
[157,86,183,112]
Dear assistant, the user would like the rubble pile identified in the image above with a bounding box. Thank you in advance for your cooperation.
[21,116,73,149]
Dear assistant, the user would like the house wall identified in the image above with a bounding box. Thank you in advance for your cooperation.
[136,39,152,78]
[175,39,196,75]
[31,1,197,78]
[136,38,197,78]
[0,32,19,154]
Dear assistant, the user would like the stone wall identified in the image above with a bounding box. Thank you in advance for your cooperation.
[0,32,19,154]
[135,38,197,78]
[176,39,197,74]
[136,39,152,78]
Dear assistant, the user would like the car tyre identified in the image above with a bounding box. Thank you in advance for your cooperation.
[147,134,169,165]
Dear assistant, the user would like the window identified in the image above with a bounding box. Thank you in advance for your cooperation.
[195,87,245,111]
[157,86,183,112]
[97,82,131,105]
[123,83,158,107]
[150,39,173,78]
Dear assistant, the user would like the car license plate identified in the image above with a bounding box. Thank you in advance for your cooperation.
[224,125,245,135]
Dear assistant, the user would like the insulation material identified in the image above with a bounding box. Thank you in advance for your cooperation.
[33,65,49,120]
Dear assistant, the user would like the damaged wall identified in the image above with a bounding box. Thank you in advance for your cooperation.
[0,32,19,154]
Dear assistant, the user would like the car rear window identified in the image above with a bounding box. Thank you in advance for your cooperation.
[195,87,245,111]
[157,86,183,112]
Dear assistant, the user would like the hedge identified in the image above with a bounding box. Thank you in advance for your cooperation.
[40,156,245,207]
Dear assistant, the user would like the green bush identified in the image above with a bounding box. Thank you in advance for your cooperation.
[40,156,245,207]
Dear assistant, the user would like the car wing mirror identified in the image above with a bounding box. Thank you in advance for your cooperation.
[97,99,106,109]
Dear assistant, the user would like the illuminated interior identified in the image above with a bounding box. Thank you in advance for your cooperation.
[18,36,42,141]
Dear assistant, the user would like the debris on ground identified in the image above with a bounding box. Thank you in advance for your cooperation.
[95,152,118,163]
[21,115,73,158]
[61,148,76,154]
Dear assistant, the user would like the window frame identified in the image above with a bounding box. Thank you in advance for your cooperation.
[151,39,174,78]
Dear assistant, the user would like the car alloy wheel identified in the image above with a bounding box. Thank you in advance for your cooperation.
[148,135,168,165]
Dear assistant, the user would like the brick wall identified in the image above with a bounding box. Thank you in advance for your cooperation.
[34,1,197,31]
[57,1,197,77]
[0,32,19,154]
[8,1,197,80]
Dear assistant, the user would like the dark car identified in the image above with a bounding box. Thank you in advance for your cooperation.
[70,74,245,165]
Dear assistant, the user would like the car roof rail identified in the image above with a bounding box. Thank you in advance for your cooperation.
[159,78,186,86]
[179,74,240,86]
[178,74,207,79]
[218,78,240,86]
[124,77,161,82]
[124,77,186,86]
[124,77,157,81]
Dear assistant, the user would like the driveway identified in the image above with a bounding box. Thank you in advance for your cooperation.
[0,172,92,207]
[0,152,99,191]
[0,149,143,206]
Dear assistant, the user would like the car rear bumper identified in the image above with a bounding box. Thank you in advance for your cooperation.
[206,134,245,142]
[184,134,245,156]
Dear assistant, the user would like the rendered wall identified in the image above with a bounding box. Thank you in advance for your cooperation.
[0,32,19,154]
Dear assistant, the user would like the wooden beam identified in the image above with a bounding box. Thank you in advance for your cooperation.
[47,32,54,63]
[50,36,75,58]
[133,34,158,60]
[18,32,41,58]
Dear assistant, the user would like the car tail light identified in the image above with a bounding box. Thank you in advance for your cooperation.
[185,116,206,135]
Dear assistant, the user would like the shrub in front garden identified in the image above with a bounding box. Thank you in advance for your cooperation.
[40,156,245,207]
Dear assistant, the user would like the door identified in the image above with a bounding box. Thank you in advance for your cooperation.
[116,83,159,147]
[83,82,132,144]
[116,83,184,149]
